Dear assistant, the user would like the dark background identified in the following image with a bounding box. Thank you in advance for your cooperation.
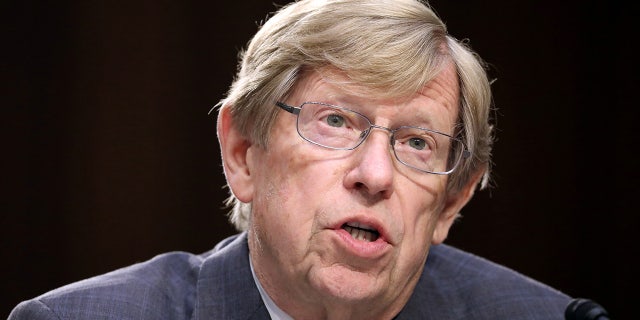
[4,0,637,318]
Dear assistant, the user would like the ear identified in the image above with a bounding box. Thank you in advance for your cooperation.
[431,168,486,244]
[217,105,255,203]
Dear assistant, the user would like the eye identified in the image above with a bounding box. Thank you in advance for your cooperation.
[408,137,427,150]
[393,128,437,154]
[326,114,345,127]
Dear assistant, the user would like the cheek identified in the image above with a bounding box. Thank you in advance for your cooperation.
[384,189,444,287]
[249,145,331,265]
[250,138,324,226]
[397,183,445,249]
[261,135,336,204]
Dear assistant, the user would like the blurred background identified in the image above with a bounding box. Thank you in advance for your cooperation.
[4,0,637,318]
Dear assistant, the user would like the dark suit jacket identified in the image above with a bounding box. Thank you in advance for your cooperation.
[9,232,570,319]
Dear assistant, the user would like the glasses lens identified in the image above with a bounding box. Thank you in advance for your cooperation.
[296,103,370,149]
[392,127,462,174]
[291,102,464,174]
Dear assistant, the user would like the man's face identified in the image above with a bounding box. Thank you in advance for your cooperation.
[222,64,470,317]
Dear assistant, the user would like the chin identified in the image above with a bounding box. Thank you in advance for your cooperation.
[310,264,387,302]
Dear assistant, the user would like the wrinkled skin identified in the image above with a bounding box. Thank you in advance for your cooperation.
[217,64,483,320]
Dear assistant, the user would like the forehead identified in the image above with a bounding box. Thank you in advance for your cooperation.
[287,65,461,131]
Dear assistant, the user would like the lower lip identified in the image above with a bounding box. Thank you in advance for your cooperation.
[333,228,391,258]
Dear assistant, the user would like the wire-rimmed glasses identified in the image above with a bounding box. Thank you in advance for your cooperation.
[276,101,470,175]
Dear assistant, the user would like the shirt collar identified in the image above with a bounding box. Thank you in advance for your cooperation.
[249,255,295,320]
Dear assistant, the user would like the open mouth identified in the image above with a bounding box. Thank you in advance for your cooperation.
[341,222,380,242]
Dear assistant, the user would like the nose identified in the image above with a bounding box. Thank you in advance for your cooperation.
[343,128,395,198]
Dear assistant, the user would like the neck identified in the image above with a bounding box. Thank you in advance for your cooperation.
[248,239,412,320]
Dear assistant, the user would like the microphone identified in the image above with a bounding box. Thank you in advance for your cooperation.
[565,298,610,320]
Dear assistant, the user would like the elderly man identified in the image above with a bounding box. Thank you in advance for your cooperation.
[10,0,572,319]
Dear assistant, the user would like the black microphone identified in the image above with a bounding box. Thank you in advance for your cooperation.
[565,298,610,320]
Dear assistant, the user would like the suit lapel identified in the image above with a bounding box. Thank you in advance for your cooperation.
[193,232,270,320]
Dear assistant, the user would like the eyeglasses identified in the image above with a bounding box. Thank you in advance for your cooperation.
[276,101,470,175]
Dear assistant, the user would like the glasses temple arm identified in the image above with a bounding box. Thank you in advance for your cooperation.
[276,102,301,115]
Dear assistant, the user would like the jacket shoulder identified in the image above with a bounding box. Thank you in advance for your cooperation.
[399,244,571,319]
[9,251,206,320]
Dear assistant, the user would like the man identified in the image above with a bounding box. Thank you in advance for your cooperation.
[9,0,572,319]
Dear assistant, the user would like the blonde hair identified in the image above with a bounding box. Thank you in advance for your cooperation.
[217,0,494,231]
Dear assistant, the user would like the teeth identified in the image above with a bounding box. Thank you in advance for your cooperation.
[343,223,379,242]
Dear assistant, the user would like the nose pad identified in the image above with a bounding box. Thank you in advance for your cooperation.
[389,134,396,148]
[360,126,395,169]
[365,125,395,152]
